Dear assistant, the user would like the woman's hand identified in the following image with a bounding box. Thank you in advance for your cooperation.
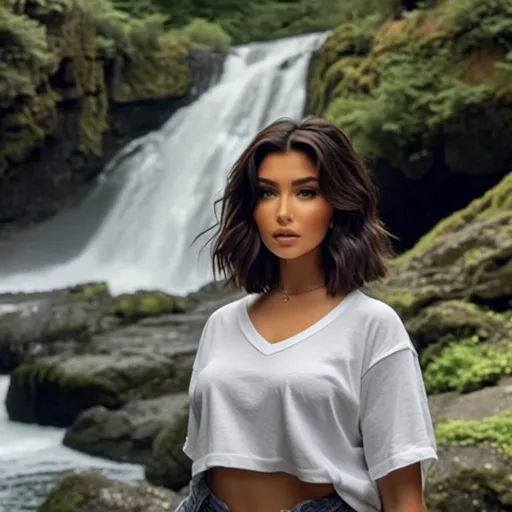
[377,462,427,512]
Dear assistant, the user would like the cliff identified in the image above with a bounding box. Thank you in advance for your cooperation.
[0,0,226,232]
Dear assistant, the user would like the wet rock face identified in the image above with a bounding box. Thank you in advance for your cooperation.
[5,350,196,427]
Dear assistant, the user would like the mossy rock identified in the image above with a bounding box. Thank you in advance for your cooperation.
[406,299,510,357]
[370,173,512,317]
[63,392,189,465]
[37,471,181,512]
[110,37,192,103]
[145,410,192,491]
[6,351,190,427]
[111,290,194,322]
[426,466,512,512]
[67,281,111,302]
[396,171,512,269]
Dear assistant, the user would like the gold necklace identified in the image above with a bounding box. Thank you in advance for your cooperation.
[277,284,325,302]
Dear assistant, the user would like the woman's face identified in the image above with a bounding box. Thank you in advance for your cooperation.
[253,150,334,261]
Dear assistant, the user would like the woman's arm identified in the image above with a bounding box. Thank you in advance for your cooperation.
[377,462,426,512]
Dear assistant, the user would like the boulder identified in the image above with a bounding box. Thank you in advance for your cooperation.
[37,471,186,512]
[425,445,512,512]
[5,350,195,427]
[0,282,114,373]
[145,410,192,491]
[425,379,512,511]
[63,393,189,465]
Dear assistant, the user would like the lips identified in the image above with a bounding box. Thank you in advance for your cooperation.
[273,229,300,238]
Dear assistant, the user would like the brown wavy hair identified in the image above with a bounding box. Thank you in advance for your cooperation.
[198,116,393,295]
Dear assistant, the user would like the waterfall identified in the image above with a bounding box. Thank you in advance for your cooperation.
[0,33,326,297]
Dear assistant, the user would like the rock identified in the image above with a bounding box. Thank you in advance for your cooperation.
[63,393,189,465]
[0,282,114,373]
[111,291,195,323]
[145,411,192,491]
[425,379,512,510]
[5,350,195,427]
[429,378,512,424]
[371,172,512,320]
[425,445,512,512]
[37,471,185,512]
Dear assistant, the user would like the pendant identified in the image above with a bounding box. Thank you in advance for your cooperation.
[282,295,290,302]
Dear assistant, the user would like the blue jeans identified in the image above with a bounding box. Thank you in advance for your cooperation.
[176,471,356,512]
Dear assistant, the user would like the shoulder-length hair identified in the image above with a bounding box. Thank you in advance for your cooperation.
[199,116,393,296]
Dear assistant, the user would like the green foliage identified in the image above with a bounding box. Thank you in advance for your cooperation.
[151,0,402,44]
[423,338,512,394]
[325,43,492,177]
[435,411,512,457]
[181,18,231,51]
[443,0,512,51]
[0,7,51,67]
[77,0,167,57]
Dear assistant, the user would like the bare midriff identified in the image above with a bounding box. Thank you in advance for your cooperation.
[207,467,336,512]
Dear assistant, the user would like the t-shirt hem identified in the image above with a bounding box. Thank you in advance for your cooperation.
[189,452,333,481]
[368,446,438,485]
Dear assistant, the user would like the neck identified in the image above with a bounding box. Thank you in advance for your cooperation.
[277,250,325,294]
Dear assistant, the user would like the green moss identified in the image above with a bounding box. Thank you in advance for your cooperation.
[37,472,104,512]
[435,411,512,457]
[110,34,192,102]
[424,339,512,394]
[67,281,111,301]
[111,290,193,321]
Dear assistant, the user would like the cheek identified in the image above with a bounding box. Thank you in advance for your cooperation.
[253,204,268,233]
[303,203,333,232]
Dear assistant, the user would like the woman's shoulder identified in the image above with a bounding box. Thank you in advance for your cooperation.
[348,289,417,370]
[348,289,406,328]
[204,293,250,327]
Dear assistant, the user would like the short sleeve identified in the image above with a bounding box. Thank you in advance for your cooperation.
[182,368,199,460]
[360,347,438,487]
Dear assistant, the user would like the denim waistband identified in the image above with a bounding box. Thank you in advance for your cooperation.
[179,471,354,512]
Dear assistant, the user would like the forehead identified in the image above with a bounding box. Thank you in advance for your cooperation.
[258,151,318,178]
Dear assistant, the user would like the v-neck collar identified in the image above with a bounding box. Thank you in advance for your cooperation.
[238,289,359,355]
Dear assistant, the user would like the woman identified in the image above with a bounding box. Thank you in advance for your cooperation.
[178,117,437,512]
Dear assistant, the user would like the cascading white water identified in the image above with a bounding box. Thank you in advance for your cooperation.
[0,33,326,297]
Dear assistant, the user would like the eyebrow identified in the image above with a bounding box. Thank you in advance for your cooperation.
[257,177,319,186]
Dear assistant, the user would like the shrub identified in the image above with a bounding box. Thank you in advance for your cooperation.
[435,411,512,457]
[181,17,231,51]
[423,338,512,394]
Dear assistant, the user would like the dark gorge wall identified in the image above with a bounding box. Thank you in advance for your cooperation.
[0,2,226,236]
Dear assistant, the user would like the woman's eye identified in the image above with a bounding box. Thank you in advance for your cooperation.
[299,189,318,198]
[259,188,275,198]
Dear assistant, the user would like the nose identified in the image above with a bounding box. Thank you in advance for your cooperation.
[276,195,293,225]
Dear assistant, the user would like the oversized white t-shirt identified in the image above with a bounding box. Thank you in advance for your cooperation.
[183,288,437,512]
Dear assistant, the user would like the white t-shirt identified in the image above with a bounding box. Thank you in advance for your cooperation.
[183,288,437,512]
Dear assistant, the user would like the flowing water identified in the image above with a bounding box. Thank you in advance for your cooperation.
[0,33,326,297]
[0,34,326,511]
